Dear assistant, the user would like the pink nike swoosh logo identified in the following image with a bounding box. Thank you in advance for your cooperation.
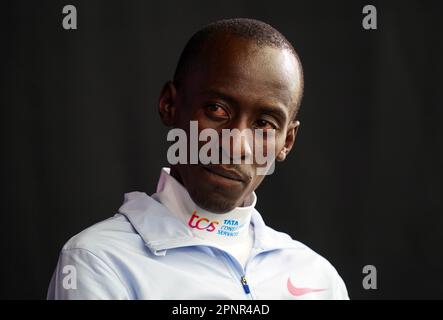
[287,277,326,297]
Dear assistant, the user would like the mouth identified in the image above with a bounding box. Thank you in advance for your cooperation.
[200,165,246,183]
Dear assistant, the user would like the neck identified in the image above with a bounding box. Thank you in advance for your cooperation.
[152,167,256,245]
[170,166,183,184]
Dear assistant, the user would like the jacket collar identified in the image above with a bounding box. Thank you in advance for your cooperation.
[118,191,302,256]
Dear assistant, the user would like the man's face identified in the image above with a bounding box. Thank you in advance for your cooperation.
[159,34,302,213]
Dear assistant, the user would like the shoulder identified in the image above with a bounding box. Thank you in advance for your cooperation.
[61,213,144,256]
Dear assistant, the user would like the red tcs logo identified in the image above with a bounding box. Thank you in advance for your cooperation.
[188,211,219,232]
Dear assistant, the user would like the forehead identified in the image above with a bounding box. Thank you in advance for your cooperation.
[184,34,302,112]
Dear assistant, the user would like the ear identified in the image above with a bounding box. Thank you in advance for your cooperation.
[276,120,300,162]
[158,81,177,126]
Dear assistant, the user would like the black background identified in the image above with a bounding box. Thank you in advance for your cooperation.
[1,0,442,299]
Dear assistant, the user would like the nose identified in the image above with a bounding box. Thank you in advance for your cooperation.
[220,120,253,164]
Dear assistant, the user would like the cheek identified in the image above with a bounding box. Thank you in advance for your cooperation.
[175,110,215,137]
[274,134,287,152]
[253,131,285,158]
[174,97,203,125]
[249,174,266,192]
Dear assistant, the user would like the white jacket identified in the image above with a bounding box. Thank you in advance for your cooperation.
[47,191,349,299]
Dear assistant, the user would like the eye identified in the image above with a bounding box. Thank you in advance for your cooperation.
[205,104,229,120]
[254,119,277,130]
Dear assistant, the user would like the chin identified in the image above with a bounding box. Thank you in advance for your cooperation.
[177,164,248,213]
[190,189,240,214]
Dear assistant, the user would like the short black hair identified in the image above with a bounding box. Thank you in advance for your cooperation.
[173,18,304,119]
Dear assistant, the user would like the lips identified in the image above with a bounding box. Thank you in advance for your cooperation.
[200,165,247,182]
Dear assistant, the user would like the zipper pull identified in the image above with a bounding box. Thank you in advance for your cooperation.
[241,276,251,294]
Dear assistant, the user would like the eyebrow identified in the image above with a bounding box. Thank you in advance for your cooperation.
[201,89,289,122]
[201,89,238,106]
[256,104,288,123]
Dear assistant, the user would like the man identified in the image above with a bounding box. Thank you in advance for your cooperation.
[48,18,349,299]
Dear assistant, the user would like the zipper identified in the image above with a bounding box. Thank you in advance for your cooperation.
[240,275,251,295]
[221,251,254,299]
